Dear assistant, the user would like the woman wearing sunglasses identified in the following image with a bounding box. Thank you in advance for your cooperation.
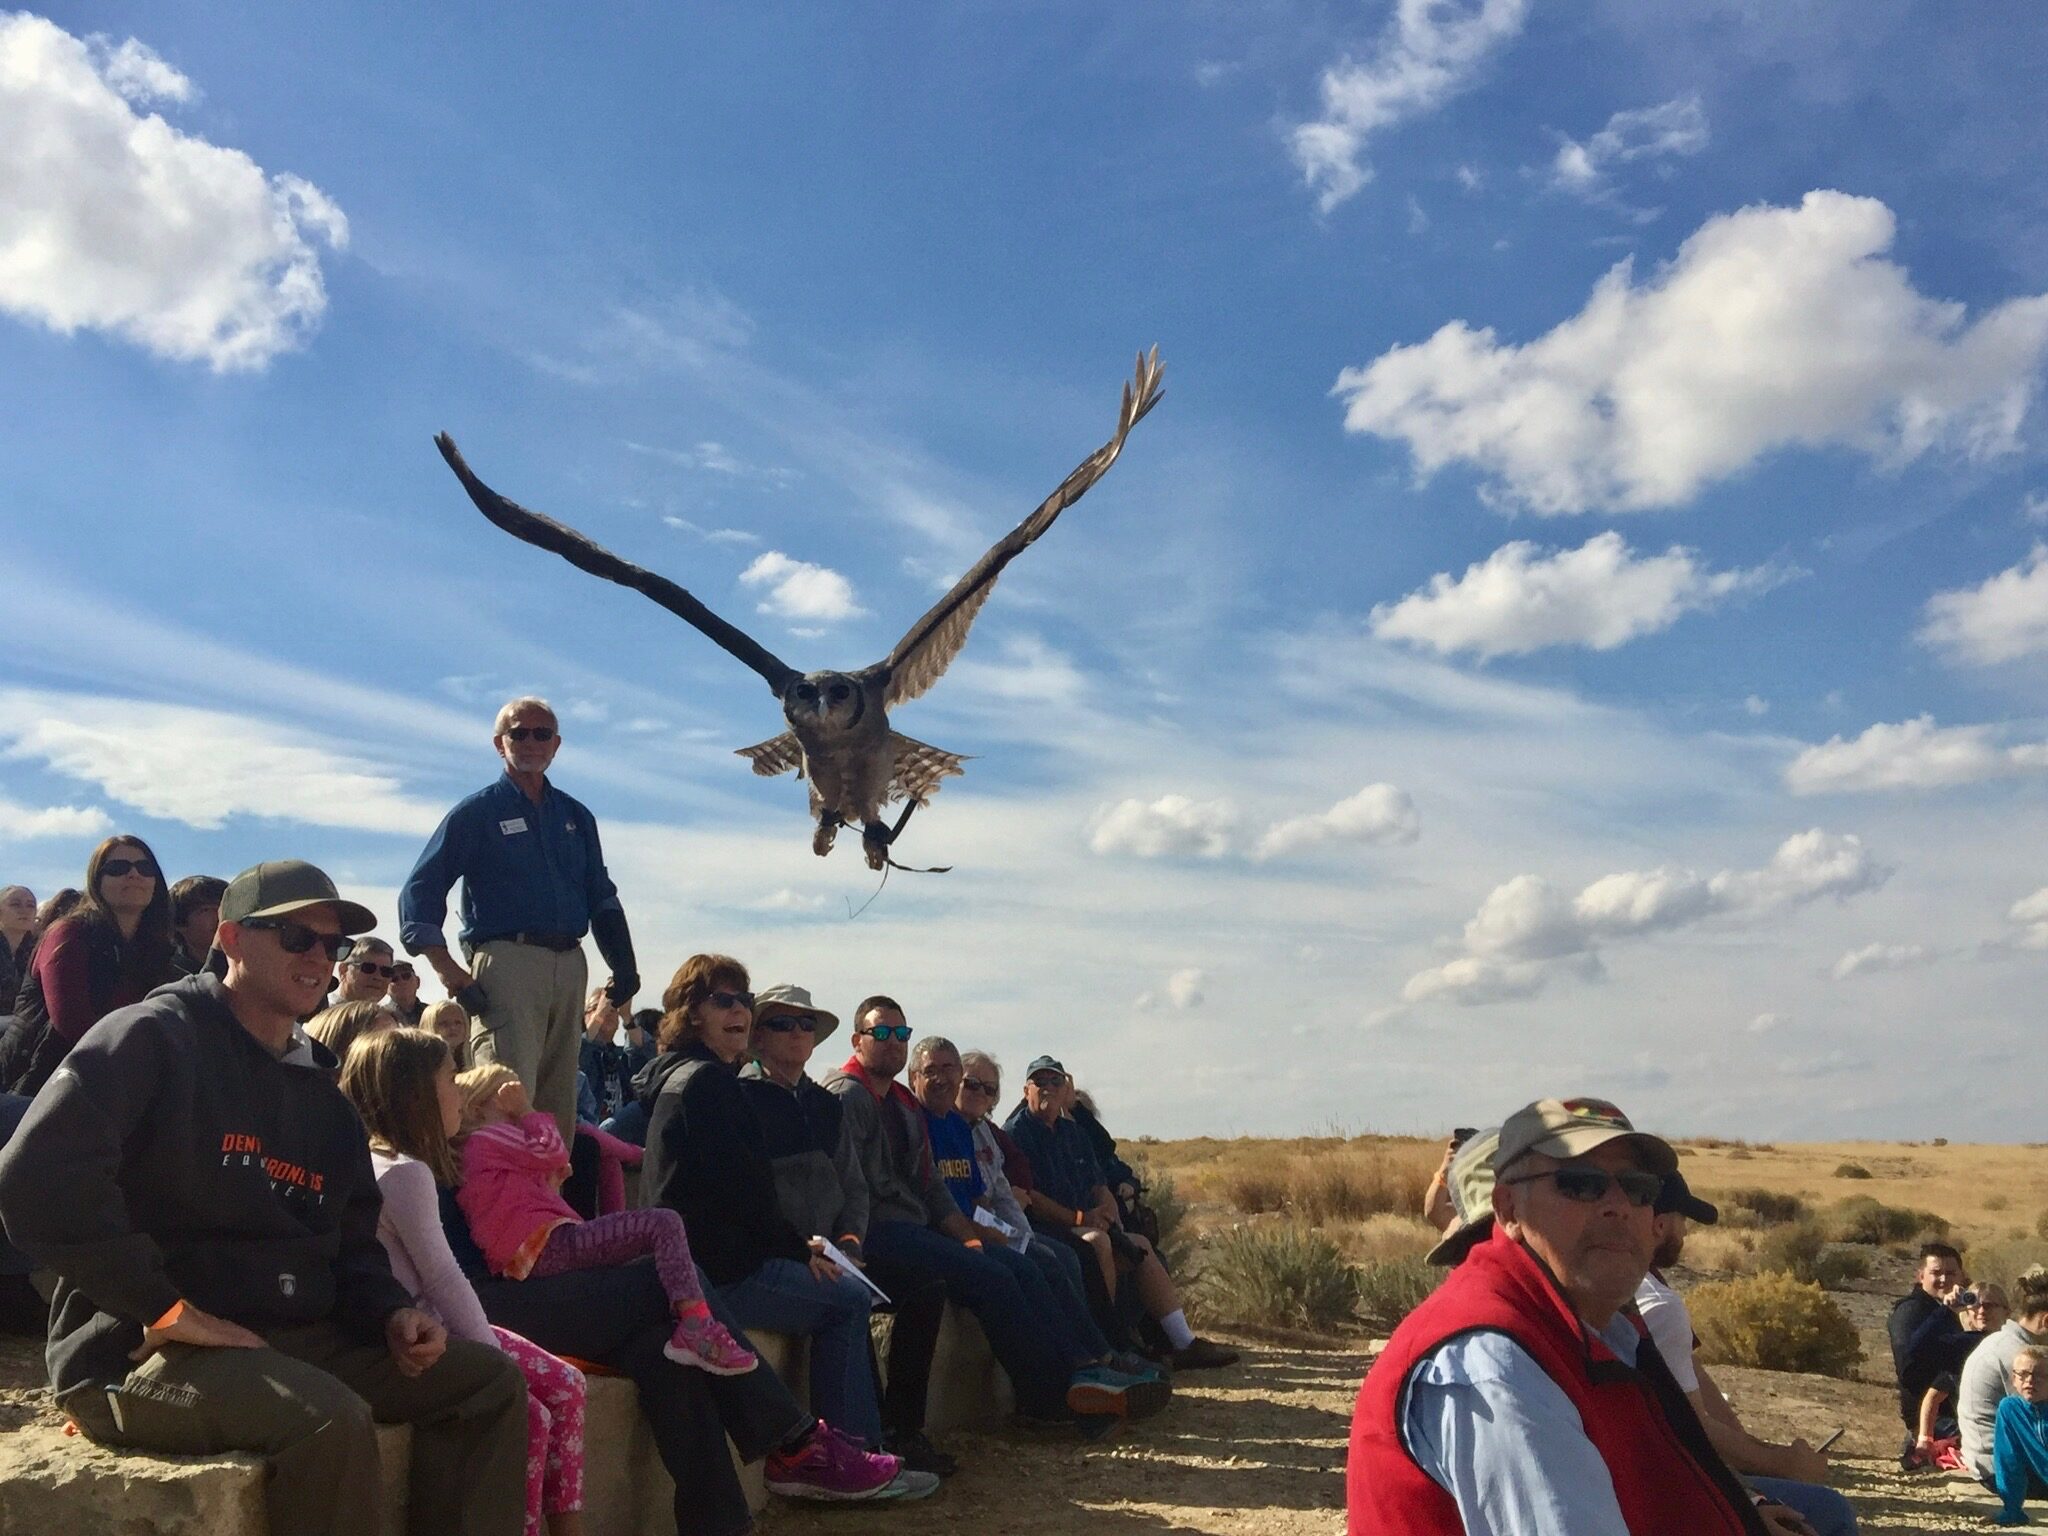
[0,835,180,1095]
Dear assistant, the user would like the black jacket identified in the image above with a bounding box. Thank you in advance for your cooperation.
[738,1064,870,1243]
[637,1043,809,1286]
[1888,1287,1975,1428]
[0,974,411,1409]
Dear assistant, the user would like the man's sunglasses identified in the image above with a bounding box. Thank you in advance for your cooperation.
[706,989,754,1012]
[349,960,399,979]
[859,1024,913,1043]
[961,1077,999,1095]
[238,917,356,962]
[101,858,159,879]
[1501,1166,1663,1207]
[503,726,555,743]
[756,1013,817,1034]
[1027,1074,1066,1090]
[389,964,415,981]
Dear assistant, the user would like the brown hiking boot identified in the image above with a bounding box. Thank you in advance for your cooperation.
[1169,1337,1239,1370]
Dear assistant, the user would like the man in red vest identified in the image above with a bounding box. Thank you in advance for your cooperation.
[1348,1097,1803,1536]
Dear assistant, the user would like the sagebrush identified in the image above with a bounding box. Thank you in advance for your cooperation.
[1688,1272,1863,1377]
[1200,1224,1362,1331]
[1825,1195,1949,1246]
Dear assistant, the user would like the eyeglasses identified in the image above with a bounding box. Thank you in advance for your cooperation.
[238,917,356,962]
[101,858,159,879]
[961,1077,998,1095]
[390,964,415,982]
[1501,1166,1663,1207]
[349,961,398,979]
[756,1013,817,1033]
[706,989,754,1012]
[1028,1074,1066,1090]
[503,726,555,743]
[860,1024,913,1043]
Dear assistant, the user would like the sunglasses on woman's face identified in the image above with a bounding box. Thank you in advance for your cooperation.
[238,917,356,962]
[961,1077,998,1096]
[1500,1166,1663,1207]
[860,1024,913,1043]
[101,858,159,879]
[503,726,555,743]
[349,961,398,979]
[705,989,754,1013]
[755,1013,817,1034]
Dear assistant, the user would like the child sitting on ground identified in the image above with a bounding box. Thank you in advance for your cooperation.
[455,1062,756,1375]
[1994,1344,2048,1523]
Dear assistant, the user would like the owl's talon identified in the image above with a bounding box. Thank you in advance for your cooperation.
[813,817,841,857]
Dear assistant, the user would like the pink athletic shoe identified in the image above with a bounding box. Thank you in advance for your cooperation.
[663,1308,759,1375]
[764,1422,902,1501]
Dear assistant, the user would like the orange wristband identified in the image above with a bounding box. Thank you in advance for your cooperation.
[151,1300,186,1331]
[1074,1209,1085,1227]
[963,1239,984,1250]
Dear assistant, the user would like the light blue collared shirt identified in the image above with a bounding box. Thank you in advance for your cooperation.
[1399,1314,1642,1536]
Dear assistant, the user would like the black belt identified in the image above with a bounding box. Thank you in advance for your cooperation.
[486,931,583,952]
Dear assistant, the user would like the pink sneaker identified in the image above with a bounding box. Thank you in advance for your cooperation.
[764,1422,901,1501]
[663,1309,758,1375]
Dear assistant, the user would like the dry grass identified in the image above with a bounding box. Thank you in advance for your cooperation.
[1331,1213,1441,1266]
[1149,1136,1440,1228]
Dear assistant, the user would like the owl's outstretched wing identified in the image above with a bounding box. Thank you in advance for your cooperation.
[887,733,969,807]
[875,348,1163,709]
[436,433,800,697]
[736,732,805,779]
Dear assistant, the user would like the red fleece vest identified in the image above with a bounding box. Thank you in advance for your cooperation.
[1347,1226,1754,1536]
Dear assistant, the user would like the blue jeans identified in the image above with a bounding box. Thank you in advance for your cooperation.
[863,1219,1073,1417]
[1750,1476,1858,1536]
[715,1259,880,1445]
[1021,1234,1110,1358]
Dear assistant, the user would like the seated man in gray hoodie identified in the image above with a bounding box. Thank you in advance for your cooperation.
[0,860,527,1536]
[738,982,956,1478]
[820,995,1164,1435]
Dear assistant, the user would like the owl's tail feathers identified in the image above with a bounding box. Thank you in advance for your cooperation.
[736,732,805,779]
[888,733,970,807]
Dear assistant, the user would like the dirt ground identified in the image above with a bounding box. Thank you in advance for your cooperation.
[5,1328,2001,1535]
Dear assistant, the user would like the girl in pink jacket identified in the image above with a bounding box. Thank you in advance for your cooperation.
[455,1062,755,1375]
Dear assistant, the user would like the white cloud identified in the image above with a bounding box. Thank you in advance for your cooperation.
[1370,532,1788,658]
[2008,888,2048,950]
[1744,695,1770,717]
[1833,942,1934,980]
[1455,164,1483,192]
[1167,967,1207,1009]
[1254,784,1420,860]
[0,14,348,371]
[1548,96,1708,202]
[1088,795,1242,859]
[662,515,761,547]
[2024,493,2048,526]
[630,438,794,488]
[1290,0,1530,213]
[1405,829,1888,1004]
[1786,716,2048,794]
[0,689,444,835]
[1334,191,2048,513]
[947,634,1088,708]
[738,551,868,623]
[743,888,829,914]
[1919,545,2048,664]
[1746,1012,1784,1035]
[0,795,111,839]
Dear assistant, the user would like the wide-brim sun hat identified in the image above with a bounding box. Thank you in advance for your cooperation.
[751,983,839,1046]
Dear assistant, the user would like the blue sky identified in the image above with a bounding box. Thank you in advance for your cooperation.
[6,2,2048,1139]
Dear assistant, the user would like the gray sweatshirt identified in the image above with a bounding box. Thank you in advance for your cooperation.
[818,1063,958,1230]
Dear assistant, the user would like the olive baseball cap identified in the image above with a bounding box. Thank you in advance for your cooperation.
[219,860,377,935]
[1490,1096,1677,1177]
[1425,1128,1502,1267]
[751,983,839,1046]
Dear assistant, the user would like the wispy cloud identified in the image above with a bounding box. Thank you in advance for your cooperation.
[1786,716,2048,794]
[1091,784,1419,863]
[662,515,761,547]
[1548,96,1709,211]
[0,14,347,371]
[1291,0,1530,213]
[1336,192,2048,513]
[628,438,796,488]
[1833,941,1935,980]
[1371,532,1792,658]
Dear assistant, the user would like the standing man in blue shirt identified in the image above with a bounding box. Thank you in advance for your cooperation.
[399,696,639,1140]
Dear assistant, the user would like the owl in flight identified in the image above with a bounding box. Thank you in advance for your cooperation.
[435,348,1162,870]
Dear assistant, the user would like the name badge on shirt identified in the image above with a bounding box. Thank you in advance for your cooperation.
[499,817,529,835]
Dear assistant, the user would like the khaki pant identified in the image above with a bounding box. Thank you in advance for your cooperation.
[467,939,588,1142]
[66,1320,527,1536]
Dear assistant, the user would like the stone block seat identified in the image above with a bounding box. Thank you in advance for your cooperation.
[0,1306,1016,1536]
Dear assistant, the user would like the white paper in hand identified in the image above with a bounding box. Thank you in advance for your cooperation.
[818,1238,891,1305]
[972,1206,1029,1251]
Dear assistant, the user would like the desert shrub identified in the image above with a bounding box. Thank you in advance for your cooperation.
[1211,1147,1434,1225]
[1137,1163,1189,1270]
[1354,1258,1438,1331]
[2033,1205,2048,1241]
[1200,1224,1360,1331]
[1986,1194,2011,1213]
[1218,1160,1290,1215]
[1964,1238,2048,1295]
[1825,1195,1949,1246]
[1933,1137,1949,1147]
[1340,1213,1442,1266]
[1751,1222,1824,1281]
[1681,1228,1756,1274]
[1834,1163,1872,1180]
[1819,1247,1870,1285]
[1721,1188,1810,1227]
[1689,1273,1863,1378]
[1726,1149,1754,1161]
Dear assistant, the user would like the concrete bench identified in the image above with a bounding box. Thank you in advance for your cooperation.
[0,1309,1014,1536]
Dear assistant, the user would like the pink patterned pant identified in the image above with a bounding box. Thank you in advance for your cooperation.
[530,1207,707,1311]
[494,1326,586,1533]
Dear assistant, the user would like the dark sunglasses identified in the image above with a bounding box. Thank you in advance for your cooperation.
[756,1013,818,1034]
[101,858,159,879]
[504,726,555,743]
[389,964,415,981]
[1501,1166,1663,1207]
[349,960,398,979]
[706,989,754,1012]
[860,1024,913,1043]
[1028,1073,1065,1090]
[961,1077,999,1095]
[238,917,355,962]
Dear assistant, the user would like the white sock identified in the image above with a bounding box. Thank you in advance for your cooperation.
[1161,1308,1195,1349]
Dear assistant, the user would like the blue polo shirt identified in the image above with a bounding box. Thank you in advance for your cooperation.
[923,1108,984,1214]
[398,773,622,953]
[1001,1104,1103,1210]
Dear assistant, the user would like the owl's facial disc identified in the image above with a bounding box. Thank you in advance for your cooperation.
[786,672,865,732]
